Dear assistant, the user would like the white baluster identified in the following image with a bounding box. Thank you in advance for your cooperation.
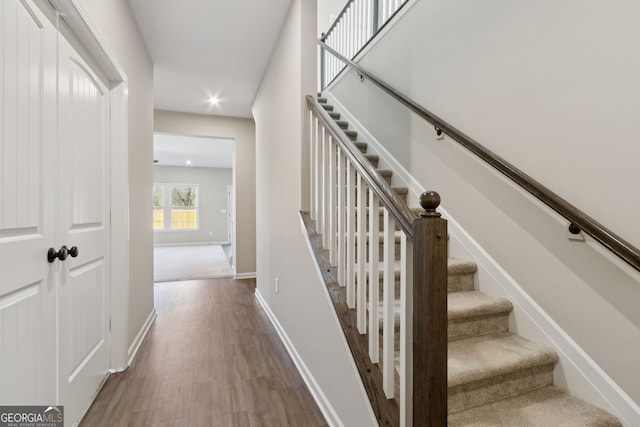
[345,7,352,59]
[358,0,365,50]
[337,150,346,286]
[368,189,379,363]
[321,128,329,248]
[356,173,367,333]
[317,126,325,242]
[346,162,356,308]
[328,138,336,265]
[310,113,316,220]
[339,17,345,61]
[356,0,364,51]
[382,208,395,398]
[368,0,373,42]
[400,232,413,427]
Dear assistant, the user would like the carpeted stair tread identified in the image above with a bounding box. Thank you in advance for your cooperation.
[335,120,349,129]
[364,153,380,167]
[379,289,511,327]
[344,130,358,140]
[449,333,558,388]
[328,111,341,119]
[448,386,622,426]
[354,141,368,152]
[449,291,512,341]
[378,169,393,184]
[392,186,408,196]
[321,103,334,111]
[448,291,512,321]
[448,258,478,292]
[448,258,478,275]
[317,97,327,103]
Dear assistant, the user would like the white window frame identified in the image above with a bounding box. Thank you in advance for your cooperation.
[153,183,200,231]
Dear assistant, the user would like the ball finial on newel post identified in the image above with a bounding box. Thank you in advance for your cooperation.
[419,190,441,218]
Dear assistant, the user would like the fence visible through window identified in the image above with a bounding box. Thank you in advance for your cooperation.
[153,184,199,230]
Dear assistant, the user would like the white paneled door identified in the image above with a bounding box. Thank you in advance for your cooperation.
[57,32,111,424]
[0,0,58,405]
[1,1,111,425]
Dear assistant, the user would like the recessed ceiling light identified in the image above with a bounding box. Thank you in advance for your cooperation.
[208,96,220,106]
[186,160,192,166]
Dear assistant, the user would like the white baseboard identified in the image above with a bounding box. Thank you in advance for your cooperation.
[153,241,230,247]
[325,92,640,426]
[234,272,256,280]
[255,290,344,427]
[127,308,157,366]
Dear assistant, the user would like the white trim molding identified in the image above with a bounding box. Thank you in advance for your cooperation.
[234,272,256,280]
[127,308,157,367]
[255,290,343,427]
[40,0,131,373]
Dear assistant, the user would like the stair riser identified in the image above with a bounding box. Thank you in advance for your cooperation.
[449,272,475,292]
[364,156,379,168]
[449,313,510,342]
[448,363,554,414]
[380,309,511,346]
[354,142,367,153]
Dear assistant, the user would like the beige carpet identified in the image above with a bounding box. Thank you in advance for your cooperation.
[154,244,233,282]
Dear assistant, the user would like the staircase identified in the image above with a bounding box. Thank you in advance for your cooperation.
[316,95,622,426]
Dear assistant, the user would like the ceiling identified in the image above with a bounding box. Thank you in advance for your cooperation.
[129,0,293,166]
[128,0,293,118]
[153,134,234,169]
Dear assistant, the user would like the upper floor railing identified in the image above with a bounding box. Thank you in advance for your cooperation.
[320,0,410,89]
[317,41,640,273]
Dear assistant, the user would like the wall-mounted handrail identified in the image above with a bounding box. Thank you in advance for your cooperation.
[318,40,640,273]
[306,95,415,238]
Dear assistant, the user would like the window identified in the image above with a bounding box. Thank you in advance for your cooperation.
[153,184,199,230]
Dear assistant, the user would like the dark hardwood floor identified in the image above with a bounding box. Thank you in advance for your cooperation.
[80,278,328,427]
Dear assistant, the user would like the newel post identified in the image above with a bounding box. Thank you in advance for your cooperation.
[413,190,448,426]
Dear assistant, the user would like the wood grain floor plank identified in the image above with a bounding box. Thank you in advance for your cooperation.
[80,278,328,427]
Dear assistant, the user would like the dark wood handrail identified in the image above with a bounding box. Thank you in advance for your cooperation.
[318,40,640,273]
[306,95,416,239]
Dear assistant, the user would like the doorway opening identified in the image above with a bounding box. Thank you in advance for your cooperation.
[152,133,235,282]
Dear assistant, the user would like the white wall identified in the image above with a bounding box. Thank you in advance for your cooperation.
[252,0,375,425]
[81,0,155,352]
[153,166,232,245]
[154,110,256,275]
[328,0,640,408]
